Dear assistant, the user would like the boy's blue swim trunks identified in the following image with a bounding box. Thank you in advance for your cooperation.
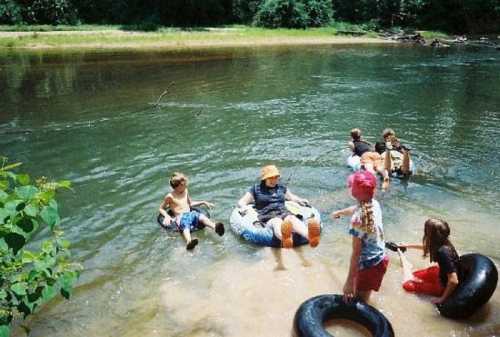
[178,210,202,231]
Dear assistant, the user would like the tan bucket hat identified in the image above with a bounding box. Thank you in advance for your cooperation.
[261,165,280,180]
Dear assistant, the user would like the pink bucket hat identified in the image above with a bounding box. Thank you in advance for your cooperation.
[348,171,377,202]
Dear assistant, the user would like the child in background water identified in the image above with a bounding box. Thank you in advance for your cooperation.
[331,171,388,302]
[397,218,461,304]
[159,172,224,250]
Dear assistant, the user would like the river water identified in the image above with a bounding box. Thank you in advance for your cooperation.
[1,44,499,337]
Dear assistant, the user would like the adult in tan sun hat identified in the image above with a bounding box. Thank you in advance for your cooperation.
[237,164,321,248]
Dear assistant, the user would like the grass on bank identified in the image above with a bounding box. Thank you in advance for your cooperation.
[0,24,449,49]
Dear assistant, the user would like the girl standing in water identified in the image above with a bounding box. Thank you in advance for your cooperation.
[331,171,388,302]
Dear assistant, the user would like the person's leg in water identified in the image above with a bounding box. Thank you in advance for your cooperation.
[357,290,372,302]
[401,148,411,176]
[182,228,198,250]
[285,214,321,248]
[362,152,390,191]
[198,213,225,236]
[398,249,415,283]
[398,249,444,296]
[269,217,293,248]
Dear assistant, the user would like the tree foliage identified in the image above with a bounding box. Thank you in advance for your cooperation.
[253,0,332,28]
[0,0,77,24]
[0,0,499,33]
[0,158,80,337]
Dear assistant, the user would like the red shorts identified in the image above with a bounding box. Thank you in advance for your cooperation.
[356,256,389,292]
[402,265,444,297]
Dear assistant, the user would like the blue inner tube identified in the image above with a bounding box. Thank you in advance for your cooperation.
[156,207,210,232]
[437,253,498,319]
[229,201,321,248]
[294,294,394,337]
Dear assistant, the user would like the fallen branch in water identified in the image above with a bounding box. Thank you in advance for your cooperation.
[155,81,175,108]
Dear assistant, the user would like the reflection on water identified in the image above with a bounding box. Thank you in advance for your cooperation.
[1,45,499,337]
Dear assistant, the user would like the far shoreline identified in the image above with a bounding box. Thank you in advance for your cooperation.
[0,27,397,51]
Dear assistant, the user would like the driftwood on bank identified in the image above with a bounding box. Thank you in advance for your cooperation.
[381,31,500,49]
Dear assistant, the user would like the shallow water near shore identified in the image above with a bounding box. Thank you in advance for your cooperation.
[1,44,500,337]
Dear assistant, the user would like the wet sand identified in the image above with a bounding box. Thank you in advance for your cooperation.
[160,246,500,337]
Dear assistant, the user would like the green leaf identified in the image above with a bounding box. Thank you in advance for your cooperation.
[17,174,30,186]
[17,300,32,317]
[15,202,25,211]
[0,190,8,202]
[24,203,38,217]
[0,290,6,300]
[0,209,10,225]
[38,190,55,204]
[59,239,71,249]
[60,271,78,294]
[4,200,22,211]
[0,325,10,337]
[0,180,8,191]
[57,180,72,189]
[48,199,58,211]
[41,285,56,303]
[0,238,8,252]
[16,217,35,234]
[60,288,70,300]
[11,282,27,296]
[16,186,39,201]
[41,240,55,254]
[4,233,25,255]
[22,250,37,264]
[40,206,59,229]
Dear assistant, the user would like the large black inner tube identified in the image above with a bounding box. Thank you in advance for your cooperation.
[294,294,394,337]
[437,253,498,319]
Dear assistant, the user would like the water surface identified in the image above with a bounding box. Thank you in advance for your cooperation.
[1,44,499,337]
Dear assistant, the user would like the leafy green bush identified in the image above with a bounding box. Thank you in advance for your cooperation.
[0,158,81,337]
[0,0,23,24]
[22,0,78,25]
[254,0,308,28]
[303,0,333,27]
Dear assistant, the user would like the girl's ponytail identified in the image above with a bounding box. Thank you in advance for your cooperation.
[360,200,375,233]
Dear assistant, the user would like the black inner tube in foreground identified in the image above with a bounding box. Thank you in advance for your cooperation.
[437,253,498,319]
[294,294,394,337]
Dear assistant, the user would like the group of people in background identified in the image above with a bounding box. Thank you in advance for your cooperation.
[158,127,461,309]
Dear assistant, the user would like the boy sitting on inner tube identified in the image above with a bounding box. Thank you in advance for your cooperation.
[159,172,225,250]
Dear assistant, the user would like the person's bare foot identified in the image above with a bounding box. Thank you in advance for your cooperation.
[382,177,390,191]
[281,220,293,248]
[307,218,321,248]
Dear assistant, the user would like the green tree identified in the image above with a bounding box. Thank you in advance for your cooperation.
[254,0,309,28]
[0,158,81,337]
[0,0,23,24]
[233,0,262,23]
[254,0,332,28]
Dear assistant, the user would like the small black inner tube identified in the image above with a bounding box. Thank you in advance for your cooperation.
[437,253,498,319]
[294,294,394,337]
